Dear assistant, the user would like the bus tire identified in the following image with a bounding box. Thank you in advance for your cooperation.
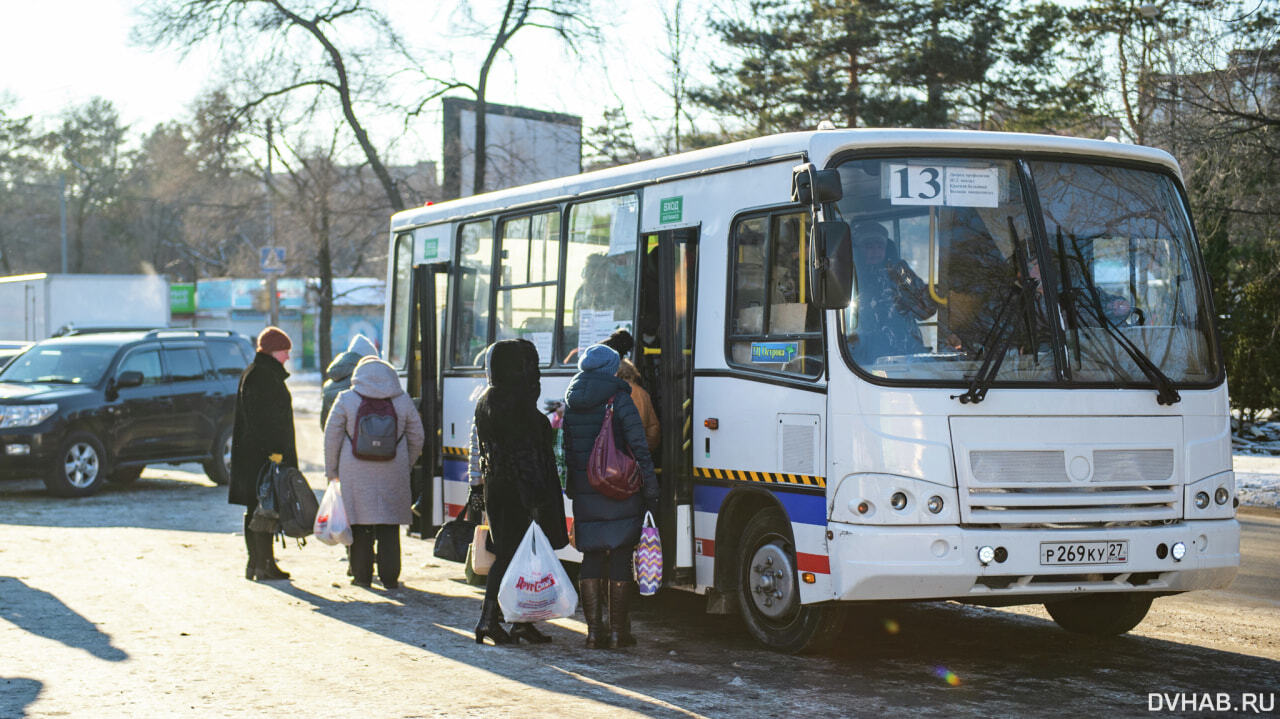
[1044,593,1153,636]
[735,506,843,653]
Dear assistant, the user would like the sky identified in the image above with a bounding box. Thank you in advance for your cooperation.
[0,0,719,167]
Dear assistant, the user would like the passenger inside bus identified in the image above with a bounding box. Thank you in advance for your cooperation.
[848,221,937,364]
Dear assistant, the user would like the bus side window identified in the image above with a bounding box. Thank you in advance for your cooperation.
[452,220,494,367]
[560,195,638,363]
[727,212,823,378]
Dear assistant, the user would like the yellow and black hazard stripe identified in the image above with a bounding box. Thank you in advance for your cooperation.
[694,466,826,489]
[441,446,469,459]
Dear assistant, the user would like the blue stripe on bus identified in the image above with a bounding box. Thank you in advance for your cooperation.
[443,457,468,484]
[693,484,826,526]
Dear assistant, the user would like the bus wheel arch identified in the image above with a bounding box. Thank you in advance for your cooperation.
[719,494,844,653]
[712,488,779,610]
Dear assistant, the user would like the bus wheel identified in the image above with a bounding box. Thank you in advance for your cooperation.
[736,507,843,653]
[1044,593,1153,636]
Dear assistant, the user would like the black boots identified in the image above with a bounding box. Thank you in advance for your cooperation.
[244,512,290,581]
[509,623,553,644]
[608,580,637,648]
[581,578,609,649]
[475,599,512,645]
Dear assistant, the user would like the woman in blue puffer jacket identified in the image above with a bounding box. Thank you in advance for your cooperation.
[562,344,659,649]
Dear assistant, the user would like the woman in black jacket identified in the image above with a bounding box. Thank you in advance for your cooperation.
[562,344,659,649]
[472,339,568,645]
[228,327,299,581]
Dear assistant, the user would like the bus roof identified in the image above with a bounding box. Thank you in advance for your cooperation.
[391,128,1181,231]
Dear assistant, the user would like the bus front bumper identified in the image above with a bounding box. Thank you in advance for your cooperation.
[826,519,1240,602]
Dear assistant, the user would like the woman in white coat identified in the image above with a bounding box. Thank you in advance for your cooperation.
[323,357,425,588]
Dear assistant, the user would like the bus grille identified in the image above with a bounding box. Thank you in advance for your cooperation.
[963,449,1179,525]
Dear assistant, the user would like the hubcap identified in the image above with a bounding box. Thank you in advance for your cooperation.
[221,435,232,475]
[748,540,796,620]
[64,443,100,489]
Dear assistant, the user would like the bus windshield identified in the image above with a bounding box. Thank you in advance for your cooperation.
[835,156,1218,387]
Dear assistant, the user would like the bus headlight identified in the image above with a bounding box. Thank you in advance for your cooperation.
[1194,491,1210,509]
[977,546,995,565]
[890,492,907,511]
[1214,487,1229,505]
[927,496,944,514]
[1170,541,1187,561]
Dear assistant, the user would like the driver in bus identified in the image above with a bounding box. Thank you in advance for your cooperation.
[848,221,938,364]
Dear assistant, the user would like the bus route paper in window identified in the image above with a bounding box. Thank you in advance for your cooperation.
[528,332,553,365]
[886,165,1000,208]
[577,310,615,352]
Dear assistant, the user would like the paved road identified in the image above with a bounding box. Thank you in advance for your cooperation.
[1,393,1276,718]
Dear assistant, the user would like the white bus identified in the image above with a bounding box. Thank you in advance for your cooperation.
[385,129,1239,652]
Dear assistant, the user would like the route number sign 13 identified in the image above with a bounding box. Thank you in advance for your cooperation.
[886,164,1001,208]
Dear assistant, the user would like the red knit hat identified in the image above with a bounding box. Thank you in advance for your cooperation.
[257,326,292,353]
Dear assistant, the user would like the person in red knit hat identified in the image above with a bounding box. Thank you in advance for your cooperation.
[228,326,299,580]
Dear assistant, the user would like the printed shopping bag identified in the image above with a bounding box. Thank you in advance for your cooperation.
[313,481,353,546]
[470,524,495,575]
[634,511,662,596]
[497,522,579,623]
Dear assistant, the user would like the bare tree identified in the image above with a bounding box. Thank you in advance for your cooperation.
[451,0,598,194]
[134,0,410,211]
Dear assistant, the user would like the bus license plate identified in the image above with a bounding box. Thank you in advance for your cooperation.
[1039,541,1129,565]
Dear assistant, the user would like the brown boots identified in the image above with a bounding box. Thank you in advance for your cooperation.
[608,580,637,647]
[581,578,609,649]
[580,578,637,649]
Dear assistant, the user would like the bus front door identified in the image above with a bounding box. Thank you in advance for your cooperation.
[640,228,698,585]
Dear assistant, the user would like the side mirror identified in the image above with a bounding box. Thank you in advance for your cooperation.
[810,221,854,310]
[791,163,843,205]
[115,371,144,389]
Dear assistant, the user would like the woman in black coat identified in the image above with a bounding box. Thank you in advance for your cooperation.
[472,339,568,645]
[228,327,299,581]
[562,344,659,649]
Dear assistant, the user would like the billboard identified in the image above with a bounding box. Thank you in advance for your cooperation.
[442,97,582,199]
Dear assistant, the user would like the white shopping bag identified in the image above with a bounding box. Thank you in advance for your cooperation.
[497,521,579,622]
[313,481,353,546]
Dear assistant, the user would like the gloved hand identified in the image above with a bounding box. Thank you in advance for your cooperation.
[466,485,486,518]
[268,453,283,464]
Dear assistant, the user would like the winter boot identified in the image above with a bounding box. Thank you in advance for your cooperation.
[580,578,609,649]
[243,513,259,580]
[608,580,637,648]
[475,598,512,645]
[253,531,290,580]
[510,623,552,644]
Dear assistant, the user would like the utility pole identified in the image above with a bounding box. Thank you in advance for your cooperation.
[265,119,279,328]
[59,175,67,274]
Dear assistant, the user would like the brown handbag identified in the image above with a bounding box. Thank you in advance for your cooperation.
[586,397,640,500]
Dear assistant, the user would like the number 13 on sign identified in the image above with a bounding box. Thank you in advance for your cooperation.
[889,164,944,205]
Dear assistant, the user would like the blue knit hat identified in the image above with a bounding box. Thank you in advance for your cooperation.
[578,344,620,375]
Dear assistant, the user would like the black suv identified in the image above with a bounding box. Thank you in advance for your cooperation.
[0,329,254,496]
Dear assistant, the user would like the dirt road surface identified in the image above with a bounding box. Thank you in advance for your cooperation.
[2,384,1277,718]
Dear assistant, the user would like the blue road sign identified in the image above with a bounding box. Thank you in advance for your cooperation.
[260,246,286,274]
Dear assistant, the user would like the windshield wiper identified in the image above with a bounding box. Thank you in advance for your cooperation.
[1061,288,1180,405]
[956,218,1041,405]
[1062,232,1180,406]
[955,276,1039,404]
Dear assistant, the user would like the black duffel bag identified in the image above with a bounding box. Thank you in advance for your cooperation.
[432,505,476,563]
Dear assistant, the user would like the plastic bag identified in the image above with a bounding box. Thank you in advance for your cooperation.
[313,481,353,546]
[634,511,662,596]
[497,522,579,623]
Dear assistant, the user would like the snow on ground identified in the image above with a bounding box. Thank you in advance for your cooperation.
[1232,452,1280,509]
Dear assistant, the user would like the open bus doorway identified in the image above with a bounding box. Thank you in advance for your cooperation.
[637,227,698,585]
